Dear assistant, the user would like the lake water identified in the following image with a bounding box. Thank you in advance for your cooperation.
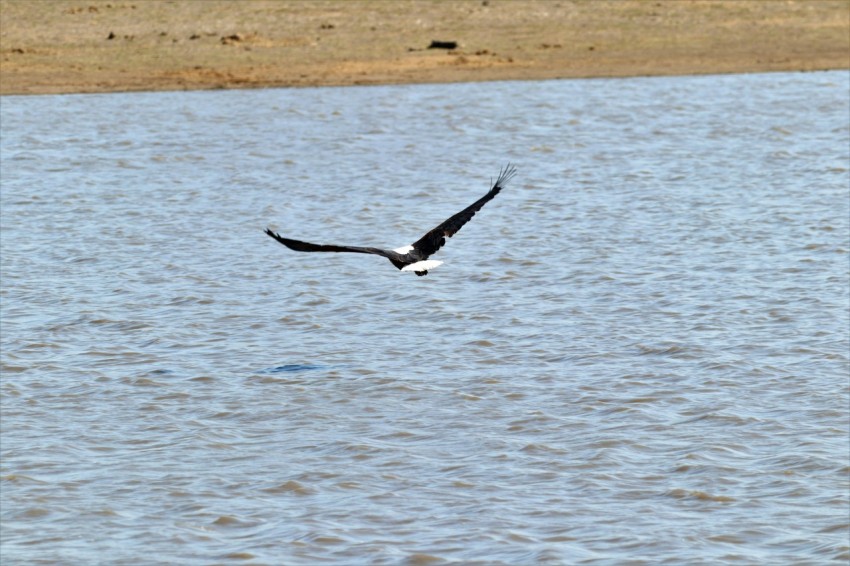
[1,71,848,564]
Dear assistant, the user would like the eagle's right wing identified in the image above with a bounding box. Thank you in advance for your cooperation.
[410,164,516,258]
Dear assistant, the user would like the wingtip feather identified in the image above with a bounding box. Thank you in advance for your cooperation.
[494,163,517,189]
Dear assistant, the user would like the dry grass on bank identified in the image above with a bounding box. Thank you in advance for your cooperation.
[1,0,848,95]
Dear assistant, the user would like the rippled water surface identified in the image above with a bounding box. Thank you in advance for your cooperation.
[2,72,849,564]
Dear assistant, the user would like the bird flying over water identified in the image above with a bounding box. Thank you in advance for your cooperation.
[265,164,516,276]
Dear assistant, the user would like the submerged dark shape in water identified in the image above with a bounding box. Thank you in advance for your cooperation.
[264,164,516,276]
[263,364,325,373]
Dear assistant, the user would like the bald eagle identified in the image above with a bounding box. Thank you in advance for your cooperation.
[265,164,516,276]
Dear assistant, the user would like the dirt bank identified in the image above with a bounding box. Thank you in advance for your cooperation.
[1,0,848,95]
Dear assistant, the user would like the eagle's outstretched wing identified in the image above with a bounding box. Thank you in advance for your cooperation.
[410,163,516,258]
[264,229,395,259]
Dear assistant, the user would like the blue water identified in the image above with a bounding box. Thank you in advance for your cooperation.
[2,71,848,564]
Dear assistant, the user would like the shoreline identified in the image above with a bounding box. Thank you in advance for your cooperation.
[2,68,846,99]
[1,0,848,96]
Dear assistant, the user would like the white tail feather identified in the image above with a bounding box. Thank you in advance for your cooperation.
[401,260,443,272]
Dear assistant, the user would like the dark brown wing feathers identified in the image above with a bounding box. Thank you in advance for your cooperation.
[263,229,393,259]
[411,163,516,258]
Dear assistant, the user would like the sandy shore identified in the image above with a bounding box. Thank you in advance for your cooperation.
[1,0,848,95]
